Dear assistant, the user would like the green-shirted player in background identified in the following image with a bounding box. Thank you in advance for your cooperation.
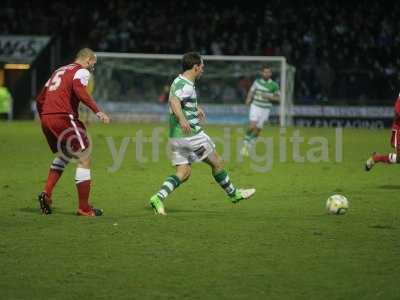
[149,52,256,215]
[241,66,280,156]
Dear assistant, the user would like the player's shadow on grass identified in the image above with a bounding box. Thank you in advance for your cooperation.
[18,207,75,216]
[145,206,223,216]
[369,224,396,230]
[19,207,40,214]
[377,185,400,190]
[164,208,224,215]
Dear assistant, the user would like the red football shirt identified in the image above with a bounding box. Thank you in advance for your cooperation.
[36,63,100,118]
[392,93,400,129]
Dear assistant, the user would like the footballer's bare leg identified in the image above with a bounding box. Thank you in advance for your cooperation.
[251,125,262,144]
[366,129,400,171]
[176,164,192,183]
[150,164,191,215]
[242,121,260,156]
[365,149,400,171]
[204,151,255,202]
[75,155,103,216]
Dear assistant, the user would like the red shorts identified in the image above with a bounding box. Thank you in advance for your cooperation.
[390,128,400,151]
[41,114,90,157]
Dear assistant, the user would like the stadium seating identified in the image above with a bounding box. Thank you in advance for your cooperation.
[1,1,399,104]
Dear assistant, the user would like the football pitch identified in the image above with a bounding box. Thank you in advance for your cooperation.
[1,121,399,300]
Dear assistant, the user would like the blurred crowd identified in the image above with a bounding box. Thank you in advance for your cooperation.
[1,0,399,104]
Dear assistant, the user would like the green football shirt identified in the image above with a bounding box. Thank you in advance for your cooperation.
[169,75,202,138]
[250,78,280,108]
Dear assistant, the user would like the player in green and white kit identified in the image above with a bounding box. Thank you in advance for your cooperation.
[149,52,256,215]
[241,66,280,156]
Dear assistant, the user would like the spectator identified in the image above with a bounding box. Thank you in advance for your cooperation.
[1,0,399,104]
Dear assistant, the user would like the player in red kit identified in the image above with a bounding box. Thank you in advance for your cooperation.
[36,48,110,216]
[365,93,400,171]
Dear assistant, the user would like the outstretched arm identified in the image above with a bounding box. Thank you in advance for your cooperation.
[72,69,100,113]
[170,96,191,134]
[197,106,206,121]
[245,82,257,105]
[245,89,254,105]
[72,69,110,123]
[264,92,280,102]
[265,84,281,102]
[36,80,49,117]
[395,94,400,116]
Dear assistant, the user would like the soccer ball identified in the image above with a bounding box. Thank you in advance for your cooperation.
[326,194,349,215]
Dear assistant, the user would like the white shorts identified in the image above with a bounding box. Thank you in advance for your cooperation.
[249,104,271,128]
[169,131,216,165]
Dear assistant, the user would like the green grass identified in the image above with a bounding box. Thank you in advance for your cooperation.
[0,121,399,300]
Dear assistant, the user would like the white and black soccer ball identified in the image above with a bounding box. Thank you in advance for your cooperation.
[326,194,349,215]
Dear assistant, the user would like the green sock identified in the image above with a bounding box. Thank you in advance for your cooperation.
[244,129,253,142]
[156,175,181,200]
[244,130,258,147]
[213,170,236,197]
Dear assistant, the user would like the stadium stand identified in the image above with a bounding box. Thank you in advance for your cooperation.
[1,0,399,104]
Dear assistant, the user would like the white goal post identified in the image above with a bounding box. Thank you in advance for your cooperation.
[93,52,295,127]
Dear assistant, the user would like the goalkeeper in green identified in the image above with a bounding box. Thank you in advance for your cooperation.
[241,66,280,156]
[149,52,256,215]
